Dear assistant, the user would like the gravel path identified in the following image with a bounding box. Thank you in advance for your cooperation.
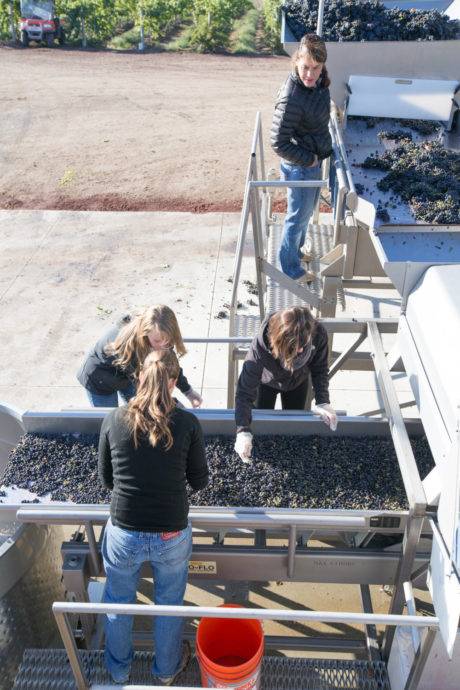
[1,433,434,510]
[0,48,287,212]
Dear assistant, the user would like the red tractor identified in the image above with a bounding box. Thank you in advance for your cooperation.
[19,1,65,47]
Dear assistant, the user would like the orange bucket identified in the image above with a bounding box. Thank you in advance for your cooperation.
[196,604,264,690]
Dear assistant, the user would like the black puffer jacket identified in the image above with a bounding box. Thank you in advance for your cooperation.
[77,316,191,396]
[235,315,330,432]
[271,72,332,167]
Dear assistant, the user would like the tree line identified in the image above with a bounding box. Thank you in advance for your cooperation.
[0,0,264,51]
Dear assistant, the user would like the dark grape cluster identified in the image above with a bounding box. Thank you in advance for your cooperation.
[1,432,434,511]
[378,130,412,142]
[361,140,460,223]
[284,0,459,42]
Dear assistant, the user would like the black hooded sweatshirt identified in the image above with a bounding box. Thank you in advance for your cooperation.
[235,316,330,432]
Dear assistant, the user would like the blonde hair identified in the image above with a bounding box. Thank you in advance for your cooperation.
[106,305,186,378]
[292,33,330,89]
[268,307,317,371]
[126,350,181,450]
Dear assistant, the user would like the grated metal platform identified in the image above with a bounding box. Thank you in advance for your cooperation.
[13,649,391,689]
[235,220,341,341]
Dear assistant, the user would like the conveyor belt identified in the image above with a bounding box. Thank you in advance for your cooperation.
[344,117,442,226]
[1,433,434,510]
[13,649,391,689]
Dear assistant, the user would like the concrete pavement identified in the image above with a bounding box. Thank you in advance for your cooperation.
[0,209,413,415]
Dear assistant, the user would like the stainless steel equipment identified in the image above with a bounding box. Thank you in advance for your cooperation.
[281,9,460,108]
[0,520,65,690]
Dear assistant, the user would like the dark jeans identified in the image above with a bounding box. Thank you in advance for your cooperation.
[256,379,309,411]
[85,381,136,408]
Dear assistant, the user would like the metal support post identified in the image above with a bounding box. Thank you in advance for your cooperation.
[382,512,425,659]
[53,610,89,690]
[288,524,297,578]
[316,0,326,36]
[329,330,367,379]
[359,585,381,660]
[250,189,266,321]
[367,322,427,659]
[9,0,16,42]
[85,522,100,575]
[403,627,436,690]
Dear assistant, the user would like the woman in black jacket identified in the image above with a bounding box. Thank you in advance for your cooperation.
[77,304,202,408]
[98,349,208,684]
[234,306,337,462]
[271,33,332,283]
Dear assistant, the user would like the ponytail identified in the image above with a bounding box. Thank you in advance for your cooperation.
[126,350,180,450]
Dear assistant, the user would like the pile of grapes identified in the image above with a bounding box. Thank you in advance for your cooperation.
[284,0,459,42]
[361,140,460,223]
[1,432,434,510]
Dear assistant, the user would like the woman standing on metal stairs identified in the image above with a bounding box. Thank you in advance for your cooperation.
[234,306,337,463]
[271,33,332,283]
[98,349,208,685]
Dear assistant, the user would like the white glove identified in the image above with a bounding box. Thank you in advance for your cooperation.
[185,388,203,408]
[234,431,253,463]
[312,403,338,431]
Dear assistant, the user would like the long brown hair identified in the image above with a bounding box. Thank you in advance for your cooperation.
[106,305,186,377]
[126,350,181,450]
[292,33,330,88]
[268,307,317,371]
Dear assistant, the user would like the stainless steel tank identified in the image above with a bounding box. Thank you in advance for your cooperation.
[0,404,66,690]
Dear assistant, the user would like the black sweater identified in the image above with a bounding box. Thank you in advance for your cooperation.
[77,316,191,396]
[271,72,332,167]
[235,317,330,432]
[98,405,208,532]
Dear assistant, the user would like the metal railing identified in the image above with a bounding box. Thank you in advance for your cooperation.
[52,600,439,690]
[226,111,358,405]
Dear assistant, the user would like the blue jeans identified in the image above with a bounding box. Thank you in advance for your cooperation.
[102,519,193,682]
[86,381,136,407]
[279,161,321,279]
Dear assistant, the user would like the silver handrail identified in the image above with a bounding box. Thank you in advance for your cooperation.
[54,600,439,626]
[52,600,439,690]
[330,105,358,211]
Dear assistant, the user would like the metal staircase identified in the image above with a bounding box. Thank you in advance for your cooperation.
[226,112,350,405]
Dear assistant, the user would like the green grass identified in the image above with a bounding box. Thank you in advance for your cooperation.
[230,7,259,54]
[108,27,140,51]
[160,22,194,51]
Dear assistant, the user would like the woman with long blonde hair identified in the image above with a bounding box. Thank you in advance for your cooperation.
[234,306,337,462]
[98,349,208,684]
[77,304,202,408]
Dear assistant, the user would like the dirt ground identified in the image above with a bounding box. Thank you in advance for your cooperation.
[0,46,291,212]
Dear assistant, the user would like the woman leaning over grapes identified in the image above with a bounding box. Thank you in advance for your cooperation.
[271,33,332,283]
[234,306,337,463]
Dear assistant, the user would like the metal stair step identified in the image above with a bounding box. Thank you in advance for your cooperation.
[266,222,321,313]
[13,648,390,689]
[232,221,344,345]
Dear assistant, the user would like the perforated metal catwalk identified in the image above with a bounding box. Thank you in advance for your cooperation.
[13,649,391,689]
[235,220,340,340]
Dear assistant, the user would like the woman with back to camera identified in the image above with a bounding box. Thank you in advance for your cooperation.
[98,349,209,685]
[234,306,337,463]
[77,304,202,408]
[271,33,332,283]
